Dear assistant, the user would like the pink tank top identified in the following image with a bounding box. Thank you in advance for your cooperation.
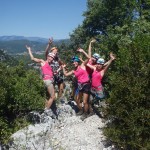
[41,62,53,80]
[86,60,94,77]
[92,70,103,90]
[73,66,89,83]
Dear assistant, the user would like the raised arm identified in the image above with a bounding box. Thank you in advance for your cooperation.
[86,63,96,70]
[26,45,44,63]
[77,48,90,66]
[102,52,116,76]
[62,64,74,77]
[77,48,90,59]
[82,58,90,67]
[88,39,96,57]
[45,37,53,59]
[79,55,84,63]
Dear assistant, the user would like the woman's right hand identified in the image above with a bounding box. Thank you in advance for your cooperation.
[48,37,53,44]
[77,48,84,53]
[62,64,66,68]
[91,39,96,43]
[110,52,116,60]
[26,45,31,51]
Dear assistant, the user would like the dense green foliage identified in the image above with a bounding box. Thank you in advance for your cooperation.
[0,49,18,66]
[0,60,45,144]
[104,21,150,150]
[69,0,150,149]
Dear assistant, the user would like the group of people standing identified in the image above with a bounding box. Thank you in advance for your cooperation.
[26,38,116,120]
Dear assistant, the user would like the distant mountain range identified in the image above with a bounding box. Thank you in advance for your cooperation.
[0,35,67,43]
[0,36,70,54]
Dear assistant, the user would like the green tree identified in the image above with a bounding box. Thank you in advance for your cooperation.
[103,19,150,149]
[0,62,45,144]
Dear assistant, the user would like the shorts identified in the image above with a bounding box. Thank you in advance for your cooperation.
[43,80,53,88]
[75,87,79,95]
[43,80,54,97]
[78,82,91,94]
[90,87,105,100]
[54,75,64,84]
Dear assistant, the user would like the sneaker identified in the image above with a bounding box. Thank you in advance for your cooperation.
[80,112,88,121]
[44,108,51,114]
[76,109,84,116]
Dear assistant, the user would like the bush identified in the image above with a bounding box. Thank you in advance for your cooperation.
[0,62,46,144]
[104,20,150,149]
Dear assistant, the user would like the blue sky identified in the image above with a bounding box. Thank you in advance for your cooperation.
[0,0,87,39]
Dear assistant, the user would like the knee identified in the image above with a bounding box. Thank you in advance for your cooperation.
[75,98,80,104]
[83,102,87,106]
[83,100,88,105]
[60,88,63,92]
[51,94,56,100]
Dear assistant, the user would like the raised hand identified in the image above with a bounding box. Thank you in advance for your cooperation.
[26,45,31,51]
[62,64,66,68]
[110,52,116,60]
[48,37,53,44]
[77,48,84,53]
[91,39,96,43]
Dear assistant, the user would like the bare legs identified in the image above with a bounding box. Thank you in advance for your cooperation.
[45,85,55,109]
[83,93,89,113]
[76,92,89,112]
[58,82,64,98]
[76,93,82,110]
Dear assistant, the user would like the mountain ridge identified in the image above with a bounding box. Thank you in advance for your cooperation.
[0,36,70,54]
[0,35,68,43]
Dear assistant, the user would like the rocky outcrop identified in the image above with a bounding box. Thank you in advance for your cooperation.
[4,80,113,150]
[7,97,114,150]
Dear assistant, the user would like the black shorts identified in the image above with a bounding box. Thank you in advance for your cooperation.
[78,82,91,94]
[54,75,63,84]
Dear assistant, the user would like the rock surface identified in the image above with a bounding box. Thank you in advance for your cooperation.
[6,83,114,150]
[7,99,114,150]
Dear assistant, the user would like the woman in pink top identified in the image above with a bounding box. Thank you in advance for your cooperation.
[26,45,55,110]
[87,52,116,101]
[62,48,91,119]
[45,38,65,99]
[86,39,101,78]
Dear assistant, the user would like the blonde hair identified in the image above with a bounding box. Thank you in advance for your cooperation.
[51,47,58,51]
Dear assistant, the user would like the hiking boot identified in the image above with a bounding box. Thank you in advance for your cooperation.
[80,112,88,121]
[76,109,84,116]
